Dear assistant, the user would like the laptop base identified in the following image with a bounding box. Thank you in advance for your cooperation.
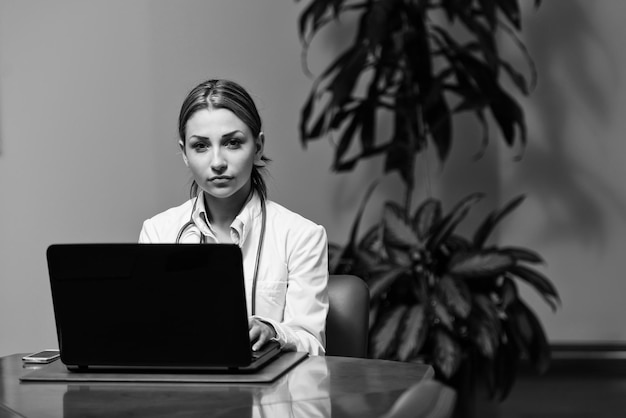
[21,351,309,384]
[65,341,282,374]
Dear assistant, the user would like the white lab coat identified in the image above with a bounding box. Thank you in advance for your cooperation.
[139,192,329,355]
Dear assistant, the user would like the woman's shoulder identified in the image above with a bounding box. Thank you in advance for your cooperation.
[263,200,328,261]
[139,198,196,243]
[265,200,326,235]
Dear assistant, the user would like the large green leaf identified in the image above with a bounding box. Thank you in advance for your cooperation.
[437,274,471,319]
[370,305,407,359]
[497,0,522,29]
[428,193,484,249]
[345,179,380,251]
[329,45,368,107]
[297,0,339,43]
[384,107,422,186]
[432,328,462,380]
[456,53,527,148]
[383,201,420,248]
[299,82,322,142]
[358,224,383,255]
[456,14,498,70]
[503,309,528,359]
[358,100,377,155]
[499,276,519,310]
[473,195,525,247]
[492,89,527,149]
[397,304,428,361]
[385,246,414,268]
[448,249,515,277]
[333,105,363,171]
[501,246,544,264]
[498,22,539,94]
[470,317,499,359]
[507,300,550,373]
[442,234,472,254]
[500,59,530,95]
[472,293,502,336]
[431,296,455,331]
[367,266,408,300]
[508,265,560,311]
[297,0,363,46]
[412,198,442,241]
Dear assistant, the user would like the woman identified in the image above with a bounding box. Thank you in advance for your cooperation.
[139,79,329,355]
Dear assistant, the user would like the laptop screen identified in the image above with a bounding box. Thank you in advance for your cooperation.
[47,243,255,369]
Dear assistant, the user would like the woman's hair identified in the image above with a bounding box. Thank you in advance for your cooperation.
[178,79,270,200]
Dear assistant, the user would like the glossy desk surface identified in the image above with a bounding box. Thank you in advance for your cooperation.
[1,353,434,418]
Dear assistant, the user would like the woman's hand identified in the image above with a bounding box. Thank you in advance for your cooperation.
[248,317,277,351]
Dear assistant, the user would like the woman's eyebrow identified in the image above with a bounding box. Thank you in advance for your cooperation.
[221,130,244,138]
[188,131,244,142]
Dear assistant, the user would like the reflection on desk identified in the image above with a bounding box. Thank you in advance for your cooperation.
[61,357,331,418]
[1,353,452,418]
[252,356,331,417]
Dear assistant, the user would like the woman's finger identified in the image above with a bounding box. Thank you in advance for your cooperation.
[249,319,271,351]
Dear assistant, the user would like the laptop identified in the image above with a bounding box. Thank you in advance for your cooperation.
[46,243,283,373]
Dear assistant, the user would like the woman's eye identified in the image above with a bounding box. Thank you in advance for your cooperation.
[192,142,208,151]
[226,139,242,149]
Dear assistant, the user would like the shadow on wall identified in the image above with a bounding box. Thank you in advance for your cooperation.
[516,0,626,250]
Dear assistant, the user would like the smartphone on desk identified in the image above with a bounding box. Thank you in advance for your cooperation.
[22,349,60,364]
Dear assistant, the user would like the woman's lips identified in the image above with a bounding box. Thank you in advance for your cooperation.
[208,176,233,184]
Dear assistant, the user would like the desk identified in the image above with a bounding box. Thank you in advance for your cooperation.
[0,353,435,418]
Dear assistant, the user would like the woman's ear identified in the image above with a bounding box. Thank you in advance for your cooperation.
[179,140,189,167]
[254,132,266,166]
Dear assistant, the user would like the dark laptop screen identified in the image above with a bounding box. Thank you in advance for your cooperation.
[47,244,253,368]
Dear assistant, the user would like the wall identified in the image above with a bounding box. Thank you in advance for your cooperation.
[499,1,626,341]
[0,0,624,356]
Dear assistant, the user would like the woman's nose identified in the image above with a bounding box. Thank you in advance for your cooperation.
[211,148,227,172]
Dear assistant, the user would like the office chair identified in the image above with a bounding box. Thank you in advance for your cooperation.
[325,274,369,358]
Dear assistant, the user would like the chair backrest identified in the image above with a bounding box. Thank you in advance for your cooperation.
[326,274,369,358]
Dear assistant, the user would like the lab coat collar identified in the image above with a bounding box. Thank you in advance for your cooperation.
[190,191,263,246]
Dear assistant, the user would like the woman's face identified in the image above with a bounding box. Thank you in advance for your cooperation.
[181,108,263,202]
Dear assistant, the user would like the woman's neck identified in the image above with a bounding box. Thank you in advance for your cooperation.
[203,183,253,231]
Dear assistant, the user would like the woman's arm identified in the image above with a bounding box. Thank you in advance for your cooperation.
[255,223,329,355]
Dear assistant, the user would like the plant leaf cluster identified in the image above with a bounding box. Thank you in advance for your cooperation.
[296,0,555,402]
[330,191,559,400]
[297,0,540,185]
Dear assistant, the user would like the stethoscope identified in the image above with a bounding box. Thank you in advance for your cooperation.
[175,195,267,316]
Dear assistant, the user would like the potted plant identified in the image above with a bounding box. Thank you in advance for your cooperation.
[295,0,557,406]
